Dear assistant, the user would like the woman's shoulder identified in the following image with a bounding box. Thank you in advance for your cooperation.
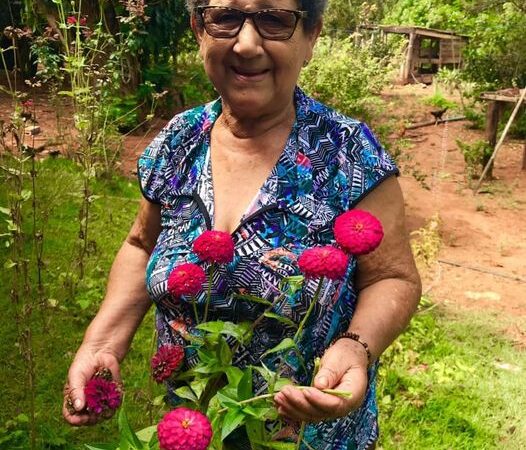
[296,89,383,156]
[161,98,221,141]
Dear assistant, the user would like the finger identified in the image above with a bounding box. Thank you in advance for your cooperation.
[276,386,326,422]
[315,340,368,390]
[302,388,350,417]
[277,403,320,423]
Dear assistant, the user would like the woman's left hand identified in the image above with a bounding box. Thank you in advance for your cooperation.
[274,338,369,423]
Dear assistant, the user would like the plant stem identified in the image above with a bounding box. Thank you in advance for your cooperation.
[216,386,351,415]
[294,278,324,342]
[191,295,200,324]
[203,263,215,322]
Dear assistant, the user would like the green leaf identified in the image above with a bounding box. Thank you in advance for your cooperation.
[263,312,298,329]
[216,391,240,408]
[221,408,246,441]
[20,190,32,202]
[0,206,10,215]
[84,445,117,450]
[261,338,296,358]
[190,378,208,399]
[135,425,157,444]
[4,259,17,269]
[196,321,252,342]
[252,441,296,449]
[245,419,265,447]
[219,338,233,366]
[152,394,165,406]
[252,363,277,387]
[280,275,305,295]
[233,293,272,306]
[242,405,277,421]
[118,409,144,449]
[237,367,252,401]
[225,366,244,386]
[174,386,198,402]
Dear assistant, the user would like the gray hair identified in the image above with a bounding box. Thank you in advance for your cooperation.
[185,1,327,31]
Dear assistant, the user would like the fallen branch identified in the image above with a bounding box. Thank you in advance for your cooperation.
[438,259,526,283]
[405,116,467,130]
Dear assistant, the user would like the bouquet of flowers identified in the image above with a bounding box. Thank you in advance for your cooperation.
[86,209,383,450]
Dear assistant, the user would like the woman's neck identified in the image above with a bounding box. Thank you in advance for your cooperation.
[218,99,296,140]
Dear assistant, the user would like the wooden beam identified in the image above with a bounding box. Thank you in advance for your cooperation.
[480,93,521,103]
[403,32,417,84]
[405,116,467,130]
[475,88,526,193]
[484,100,503,179]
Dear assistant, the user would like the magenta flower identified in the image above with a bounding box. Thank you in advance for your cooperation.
[193,230,235,264]
[158,408,213,450]
[66,16,77,25]
[334,209,384,255]
[167,263,206,299]
[84,378,122,415]
[297,246,349,280]
[151,344,185,383]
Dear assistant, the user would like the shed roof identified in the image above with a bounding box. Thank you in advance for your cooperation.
[360,24,469,41]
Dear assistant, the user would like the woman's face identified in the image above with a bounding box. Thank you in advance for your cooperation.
[192,0,321,118]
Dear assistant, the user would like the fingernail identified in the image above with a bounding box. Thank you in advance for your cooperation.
[316,376,328,388]
[74,399,82,410]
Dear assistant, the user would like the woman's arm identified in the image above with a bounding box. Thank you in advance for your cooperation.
[275,176,422,422]
[63,199,161,426]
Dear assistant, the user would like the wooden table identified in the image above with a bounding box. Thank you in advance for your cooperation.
[481,89,526,171]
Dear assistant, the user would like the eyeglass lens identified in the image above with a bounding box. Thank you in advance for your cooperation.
[202,7,300,40]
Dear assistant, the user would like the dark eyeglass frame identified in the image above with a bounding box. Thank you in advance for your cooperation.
[196,6,308,41]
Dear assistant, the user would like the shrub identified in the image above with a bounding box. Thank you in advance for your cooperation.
[299,36,395,121]
[456,139,493,179]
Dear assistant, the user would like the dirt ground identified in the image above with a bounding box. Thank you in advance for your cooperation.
[2,84,525,346]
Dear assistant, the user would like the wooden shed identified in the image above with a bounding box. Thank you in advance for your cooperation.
[359,25,469,84]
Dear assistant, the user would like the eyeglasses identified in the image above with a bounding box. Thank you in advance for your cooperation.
[197,6,308,41]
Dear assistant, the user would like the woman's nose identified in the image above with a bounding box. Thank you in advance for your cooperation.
[233,19,264,57]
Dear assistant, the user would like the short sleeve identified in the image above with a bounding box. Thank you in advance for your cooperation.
[137,119,179,204]
[346,122,399,207]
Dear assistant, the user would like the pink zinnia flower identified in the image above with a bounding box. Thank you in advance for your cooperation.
[151,344,185,383]
[334,209,384,255]
[158,408,213,450]
[193,230,235,264]
[84,378,122,415]
[66,16,77,25]
[298,246,349,280]
[167,263,206,299]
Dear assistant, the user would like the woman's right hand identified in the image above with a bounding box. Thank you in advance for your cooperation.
[62,346,121,426]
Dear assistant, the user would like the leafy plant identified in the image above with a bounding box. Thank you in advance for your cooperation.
[456,139,493,180]
[410,215,441,268]
[300,36,395,121]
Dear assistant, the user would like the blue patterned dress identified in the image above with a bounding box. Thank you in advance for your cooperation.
[137,87,398,449]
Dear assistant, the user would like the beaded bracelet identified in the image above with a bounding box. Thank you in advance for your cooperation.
[330,331,372,364]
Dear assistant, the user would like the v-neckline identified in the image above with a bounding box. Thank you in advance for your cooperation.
[198,118,299,235]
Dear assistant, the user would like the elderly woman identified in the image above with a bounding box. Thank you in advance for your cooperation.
[63,0,421,449]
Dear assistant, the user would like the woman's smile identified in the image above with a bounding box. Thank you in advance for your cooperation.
[231,65,270,82]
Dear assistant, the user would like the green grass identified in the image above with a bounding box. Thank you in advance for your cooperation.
[0,156,165,449]
[378,300,526,449]
[1,156,525,449]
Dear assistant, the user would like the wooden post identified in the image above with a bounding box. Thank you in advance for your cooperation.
[403,32,417,84]
[485,100,502,179]
[475,88,526,193]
